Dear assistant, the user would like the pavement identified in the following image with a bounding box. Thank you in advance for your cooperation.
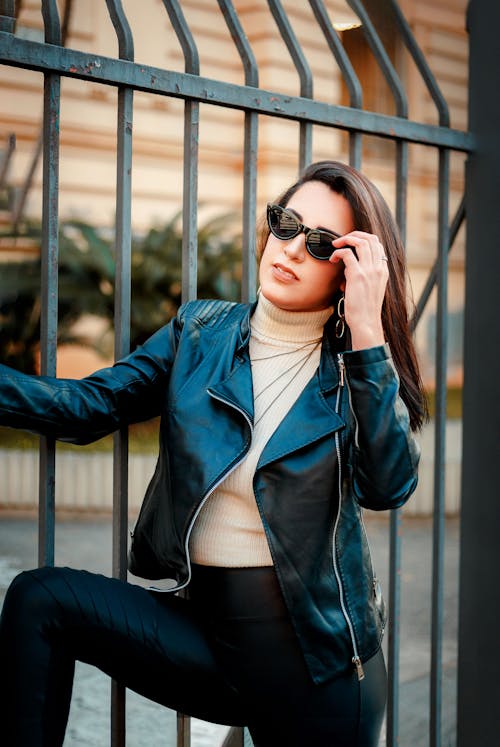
[0,513,459,746]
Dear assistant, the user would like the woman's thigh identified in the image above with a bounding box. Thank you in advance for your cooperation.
[213,615,386,746]
[190,565,387,747]
[0,566,245,727]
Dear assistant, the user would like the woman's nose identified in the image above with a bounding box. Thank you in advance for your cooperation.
[284,233,306,261]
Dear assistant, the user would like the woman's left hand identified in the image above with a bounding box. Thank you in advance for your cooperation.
[330,231,389,351]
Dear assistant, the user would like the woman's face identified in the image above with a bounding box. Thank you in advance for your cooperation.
[259,181,354,312]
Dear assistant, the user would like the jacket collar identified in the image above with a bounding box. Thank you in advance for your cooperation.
[318,314,342,392]
[235,299,256,357]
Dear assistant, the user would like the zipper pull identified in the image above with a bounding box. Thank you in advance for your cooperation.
[353,656,365,681]
[337,353,345,387]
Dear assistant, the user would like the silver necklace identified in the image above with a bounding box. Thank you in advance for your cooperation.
[250,338,322,363]
[253,341,321,426]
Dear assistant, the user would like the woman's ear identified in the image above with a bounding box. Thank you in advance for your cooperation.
[339,279,346,293]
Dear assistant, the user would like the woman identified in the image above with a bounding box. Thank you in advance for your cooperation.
[0,161,425,746]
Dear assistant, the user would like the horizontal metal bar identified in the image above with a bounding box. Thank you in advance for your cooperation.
[0,33,474,152]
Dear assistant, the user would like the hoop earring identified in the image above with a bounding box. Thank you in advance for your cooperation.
[335,295,345,339]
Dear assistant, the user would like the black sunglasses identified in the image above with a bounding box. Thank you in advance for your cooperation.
[267,203,341,261]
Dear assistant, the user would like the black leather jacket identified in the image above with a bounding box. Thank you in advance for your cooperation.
[0,299,420,684]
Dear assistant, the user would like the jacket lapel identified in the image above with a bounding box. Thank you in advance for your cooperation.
[256,373,344,469]
[257,330,344,469]
[207,353,254,426]
[206,303,255,425]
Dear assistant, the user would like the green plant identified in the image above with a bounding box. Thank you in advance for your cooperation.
[0,212,242,372]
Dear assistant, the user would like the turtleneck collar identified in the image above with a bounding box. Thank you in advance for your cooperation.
[251,292,333,344]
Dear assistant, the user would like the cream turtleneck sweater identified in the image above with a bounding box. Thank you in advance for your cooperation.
[189,293,333,567]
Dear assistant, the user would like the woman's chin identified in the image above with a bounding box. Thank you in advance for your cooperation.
[259,284,299,311]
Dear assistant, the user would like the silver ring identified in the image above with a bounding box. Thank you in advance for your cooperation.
[380,256,389,262]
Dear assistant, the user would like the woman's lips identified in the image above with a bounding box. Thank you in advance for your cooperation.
[272,263,299,282]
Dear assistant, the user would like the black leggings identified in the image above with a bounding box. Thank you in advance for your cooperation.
[0,565,386,746]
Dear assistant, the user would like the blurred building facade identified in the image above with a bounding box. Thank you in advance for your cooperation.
[0,0,468,383]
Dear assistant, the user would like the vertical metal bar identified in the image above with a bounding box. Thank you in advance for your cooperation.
[430,148,449,747]
[386,0,450,127]
[162,0,200,304]
[386,138,407,747]
[181,99,199,304]
[387,513,401,746]
[0,132,16,190]
[267,0,313,168]
[110,85,133,747]
[12,0,73,231]
[176,712,191,746]
[215,5,258,732]
[218,0,259,303]
[365,11,450,738]
[241,110,258,303]
[344,7,411,744]
[38,71,59,568]
[349,5,408,744]
[308,0,363,168]
[37,0,61,569]
[348,129,362,170]
[110,89,133,580]
[411,197,465,330]
[161,2,199,741]
[104,2,134,745]
[347,0,408,118]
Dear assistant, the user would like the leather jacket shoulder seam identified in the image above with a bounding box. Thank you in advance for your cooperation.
[178,299,248,329]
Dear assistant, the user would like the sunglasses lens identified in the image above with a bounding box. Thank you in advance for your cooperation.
[268,206,299,239]
[267,204,336,260]
[306,231,334,260]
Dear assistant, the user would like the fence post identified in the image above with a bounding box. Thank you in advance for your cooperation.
[457,0,500,744]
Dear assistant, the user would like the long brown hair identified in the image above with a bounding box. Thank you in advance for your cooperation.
[257,160,427,431]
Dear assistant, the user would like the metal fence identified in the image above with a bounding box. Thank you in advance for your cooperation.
[0,1,475,746]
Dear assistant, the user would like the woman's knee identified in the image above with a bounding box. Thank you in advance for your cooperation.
[1,567,67,631]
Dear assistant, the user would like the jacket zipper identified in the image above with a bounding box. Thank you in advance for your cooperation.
[339,354,381,629]
[151,354,365,679]
[332,353,365,681]
[149,394,253,593]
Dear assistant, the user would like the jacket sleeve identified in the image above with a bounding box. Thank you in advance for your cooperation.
[0,318,180,445]
[342,343,420,511]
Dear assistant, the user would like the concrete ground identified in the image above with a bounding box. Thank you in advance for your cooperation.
[0,513,459,746]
